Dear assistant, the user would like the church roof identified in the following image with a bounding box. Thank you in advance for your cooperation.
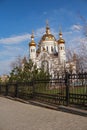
[40,22,56,42]
[58,38,65,44]
[58,31,65,44]
[41,33,55,41]
[29,31,36,47]
[29,41,36,47]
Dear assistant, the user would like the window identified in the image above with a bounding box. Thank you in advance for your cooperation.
[47,46,48,51]
[51,46,53,52]
[41,60,49,72]
[60,47,62,50]
[31,49,35,52]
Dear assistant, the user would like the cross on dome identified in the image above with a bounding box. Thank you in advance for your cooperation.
[46,20,49,28]
[46,20,51,34]
[29,30,36,47]
[31,30,34,39]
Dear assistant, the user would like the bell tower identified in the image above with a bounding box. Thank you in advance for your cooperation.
[58,30,66,65]
[29,31,36,60]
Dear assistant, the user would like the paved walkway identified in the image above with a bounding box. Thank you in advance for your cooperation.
[0,97,87,130]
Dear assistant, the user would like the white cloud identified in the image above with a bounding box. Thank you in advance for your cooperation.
[0,27,46,45]
[0,27,46,75]
[71,24,82,31]
[0,34,31,44]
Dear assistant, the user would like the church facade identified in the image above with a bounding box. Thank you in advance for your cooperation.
[29,23,76,78]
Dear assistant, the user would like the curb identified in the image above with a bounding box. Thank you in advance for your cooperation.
[15,98,87,117]
[5,96,87,117]
[58,105,87,117]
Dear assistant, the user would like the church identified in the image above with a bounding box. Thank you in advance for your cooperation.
[28,23,76,78]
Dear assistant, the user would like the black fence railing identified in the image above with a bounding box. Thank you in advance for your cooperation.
[0,72,87,108]
[68,73,87,106]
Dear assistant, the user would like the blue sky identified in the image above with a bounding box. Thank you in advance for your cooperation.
[0,0,87,75]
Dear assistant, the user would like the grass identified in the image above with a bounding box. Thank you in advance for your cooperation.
[34,83,87,95]
[69,86,87,94]
[1,83,87,95]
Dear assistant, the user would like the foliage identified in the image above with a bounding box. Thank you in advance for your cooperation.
[0,77,2,83]
[9,59,50,83]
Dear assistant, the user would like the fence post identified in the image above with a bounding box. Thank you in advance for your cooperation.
[65,71,70,106]
[15,83,18,98]
[5,84,8,96]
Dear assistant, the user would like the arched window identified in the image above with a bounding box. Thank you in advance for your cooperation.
[61,47,62,50]
[51,46,53,52]
[41,60,49,72]
[47,46,48,51]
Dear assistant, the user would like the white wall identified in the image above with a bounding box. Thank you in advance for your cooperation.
[29,46,36,59]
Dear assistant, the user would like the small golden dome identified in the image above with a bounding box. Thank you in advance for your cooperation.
[29,31,36,47]
[58,31,65,44]
[58,38,65,44]
[29,41,36,47]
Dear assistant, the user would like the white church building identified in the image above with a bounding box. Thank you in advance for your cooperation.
[28,23,76,78]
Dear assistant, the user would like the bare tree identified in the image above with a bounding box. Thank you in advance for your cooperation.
[10,55,23,70]
[66,15,87,72]
[79,14,87,37]
[77,43,87,71]
[78,15,87,71]
[66,46,87,72]
[66,48,75,61]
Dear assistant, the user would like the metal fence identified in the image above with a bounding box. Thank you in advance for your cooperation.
[0,72,87,108]
[69,73,87,106]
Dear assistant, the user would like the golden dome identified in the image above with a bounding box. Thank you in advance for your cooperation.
[58,38,65,44]
[58,31,65,44]
[40,21,56,42]
[29,31,36,47]
[29,41,36,47]
[41,33,55,41]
